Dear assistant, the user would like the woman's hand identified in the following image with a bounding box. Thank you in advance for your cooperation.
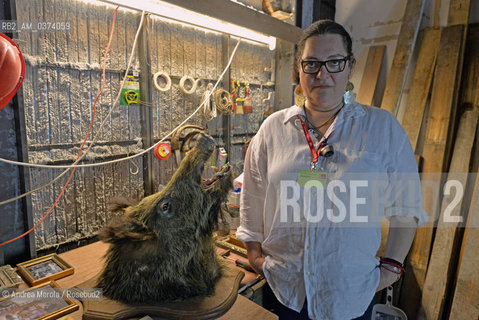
[376,267,400,292]
[251,256,265,275]
[244,241,265,276]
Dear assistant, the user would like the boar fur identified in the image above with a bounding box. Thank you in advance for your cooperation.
[97,134,233,303]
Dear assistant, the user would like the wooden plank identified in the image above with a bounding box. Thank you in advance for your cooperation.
[274,39,295,110]
[399,24,465,318]
[53,167,67,245]
[76,0,89,65]
[98,5,113,143]
[459,24,479,109]
[449,172,479,319]
[420,107,479,320]
[126,12,141,140]
[102,0,302,44]
[114,9,128,142]
[447,0,472,26]
[380,0,427,115]
[402,28,441,151]
[138,15,155,196]
[76,167,87,237]
[356,45,386,106]
[83,166,98,236]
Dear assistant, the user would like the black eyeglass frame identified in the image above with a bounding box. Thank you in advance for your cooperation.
[300,56,350,74]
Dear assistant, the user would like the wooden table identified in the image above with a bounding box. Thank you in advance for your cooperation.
[51,241,276,320]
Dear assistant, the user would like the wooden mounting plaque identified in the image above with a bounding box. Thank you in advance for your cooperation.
[75,265,244,320]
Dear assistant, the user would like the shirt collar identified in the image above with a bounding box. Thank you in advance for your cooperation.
[282,102,366,125]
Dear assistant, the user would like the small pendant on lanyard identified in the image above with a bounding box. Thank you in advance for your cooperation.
[297,115,333,172]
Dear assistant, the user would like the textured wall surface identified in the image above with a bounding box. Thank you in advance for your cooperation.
[0,100,30,263]
[11,0,275,251]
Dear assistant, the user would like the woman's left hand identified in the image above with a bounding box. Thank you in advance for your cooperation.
[376,267,400,292]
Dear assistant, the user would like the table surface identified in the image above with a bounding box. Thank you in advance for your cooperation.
[37,241,277,320]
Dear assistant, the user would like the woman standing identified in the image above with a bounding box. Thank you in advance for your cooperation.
[236,20,427,320]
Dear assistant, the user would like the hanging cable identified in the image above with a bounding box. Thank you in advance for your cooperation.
[0,10,146,209]
[201,83,216,121]
[0,40,240,170]
[0,37,240,209]
[214,88,234,114]
[0,6,125,246]
[153,71,171,92]
[179,75,197,94]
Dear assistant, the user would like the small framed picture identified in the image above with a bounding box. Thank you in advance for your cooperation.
[0,280,79,320]
[16,254,74,287]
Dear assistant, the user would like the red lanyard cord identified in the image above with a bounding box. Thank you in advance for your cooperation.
[297,115,332,164]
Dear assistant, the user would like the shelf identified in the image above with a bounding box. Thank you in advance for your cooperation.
[160,0,303,44]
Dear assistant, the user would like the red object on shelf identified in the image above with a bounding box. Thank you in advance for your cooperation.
[0,33,25,110]
[154,142,171,160]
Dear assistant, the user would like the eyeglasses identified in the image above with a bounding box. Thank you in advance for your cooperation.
[301,56,350,74]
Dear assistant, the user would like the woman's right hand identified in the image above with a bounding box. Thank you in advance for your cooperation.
[251,256,265,275]
[244,241,265,275]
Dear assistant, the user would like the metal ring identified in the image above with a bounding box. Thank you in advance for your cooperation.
[153,71,171,92]
[179,75,197,94]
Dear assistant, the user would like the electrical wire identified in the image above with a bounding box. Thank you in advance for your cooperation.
[0,6,122,246]
[214,88,234,114]
[0,10,146,209]
[1,15,242,247]
[0,38,239,221]
[201,83,216,121]
[0,39,240,172]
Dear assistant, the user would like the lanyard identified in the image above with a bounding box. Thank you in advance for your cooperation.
[297,115,333,165]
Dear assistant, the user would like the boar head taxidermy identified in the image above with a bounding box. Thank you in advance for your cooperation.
[97,133,233,303]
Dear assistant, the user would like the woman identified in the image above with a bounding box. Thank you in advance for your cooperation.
[236,20,427,320]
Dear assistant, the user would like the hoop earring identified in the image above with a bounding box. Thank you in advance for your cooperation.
[344,81,356,104]
[295,85,306,107]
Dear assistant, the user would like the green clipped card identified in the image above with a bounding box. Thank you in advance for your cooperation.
[297,170,326,188]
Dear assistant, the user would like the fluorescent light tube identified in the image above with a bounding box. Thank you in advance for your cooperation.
[101,0,276,50]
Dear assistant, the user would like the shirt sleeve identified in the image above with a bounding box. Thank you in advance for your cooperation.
[384,122,429,227]
[236,129,268,243]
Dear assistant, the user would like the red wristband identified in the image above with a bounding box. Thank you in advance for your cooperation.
[380,257,406,274]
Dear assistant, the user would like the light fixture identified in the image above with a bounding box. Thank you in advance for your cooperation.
[100,0,277,50]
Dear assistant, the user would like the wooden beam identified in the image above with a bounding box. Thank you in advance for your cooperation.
[106,0,303,44]
[138,14,155,196]
[401,28,441,151]
[6,0,36,260]
[356,45,386,106]
[399,24,465,318]
[420,107,479,320]
[274,39,295,110]
[221,35,232,157]
[447,0,472,26]
[459,24,479,109]
[449,171,479,319]
[380,0,427,115]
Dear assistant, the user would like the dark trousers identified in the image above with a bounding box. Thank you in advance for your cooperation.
[263,283,374,320]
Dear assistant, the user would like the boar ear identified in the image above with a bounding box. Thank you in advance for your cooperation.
[108,197,139,213]
[99,218,158,243]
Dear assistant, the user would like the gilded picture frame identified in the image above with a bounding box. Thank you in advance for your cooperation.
[16,254,74,287]
[0,280,79,320]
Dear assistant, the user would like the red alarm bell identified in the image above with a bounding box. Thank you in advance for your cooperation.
[0,33,25,110]
[154,142,171,160]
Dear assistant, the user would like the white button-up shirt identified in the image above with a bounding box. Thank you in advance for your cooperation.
[236,102,428,320]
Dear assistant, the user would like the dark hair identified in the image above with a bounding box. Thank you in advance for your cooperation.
[292,20,355,84]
